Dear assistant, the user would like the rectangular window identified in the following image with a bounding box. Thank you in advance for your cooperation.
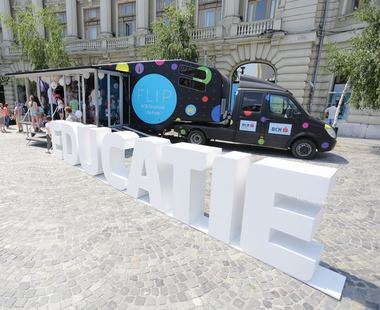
[247,0,275,22]
[179,77,206,92]
[85,8,99,21]
[157,0,175,17]
[198,0,222,28]
[86,26,98,40]
[84,7,100,39]
[118,1,136,36]
[55,12,67,37]
[179,65,206,80]
[268,94,299,116]
[241,92,263,114]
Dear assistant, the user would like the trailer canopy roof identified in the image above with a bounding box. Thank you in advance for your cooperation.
[5,64,126,79]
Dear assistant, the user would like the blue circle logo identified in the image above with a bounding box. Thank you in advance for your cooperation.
[132,74,177,124]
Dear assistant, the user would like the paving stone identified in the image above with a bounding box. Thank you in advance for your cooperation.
[0,132,379,310]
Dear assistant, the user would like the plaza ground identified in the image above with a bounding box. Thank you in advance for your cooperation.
[0,127,379,309]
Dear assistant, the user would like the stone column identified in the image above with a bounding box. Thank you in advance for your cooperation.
[100,0,112,37]
[32,0,45,37]
[136,0,150,45]
[223,0,241,22]
[65,0,78,39]
[136,0,150,34]
[222,0,241,37]
[0,0,13,45]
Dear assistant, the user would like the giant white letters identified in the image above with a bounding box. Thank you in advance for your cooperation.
[101,131,139,190]
[240,158,336,281]
[127,137,172,212]
[78,125,111,175]
[208,151,251,244]
[61,121,82,165]
[49,121,346,299]
[51,120,65,160]
[162,143,221,224]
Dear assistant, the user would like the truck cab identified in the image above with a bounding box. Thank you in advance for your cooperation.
[176,75,337,159]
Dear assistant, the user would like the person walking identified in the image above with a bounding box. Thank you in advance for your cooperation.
[324,103,338,126]
[3,103,10,129]
[45,116,53,153]
[14,101,23,132]
[56,95,65,120]
[28,95,38,132]
[0,104,7,133]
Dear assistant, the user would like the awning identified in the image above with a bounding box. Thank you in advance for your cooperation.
[5,64,127,79]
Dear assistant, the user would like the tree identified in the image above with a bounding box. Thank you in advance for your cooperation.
[140,3,198,62]
[327,1,380,117]
[1,5,73,70]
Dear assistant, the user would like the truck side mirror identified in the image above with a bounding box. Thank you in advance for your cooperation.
[285,108,294,118]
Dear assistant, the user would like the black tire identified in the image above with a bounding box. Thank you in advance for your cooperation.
[187,130,206,145]
[291,139,317,159]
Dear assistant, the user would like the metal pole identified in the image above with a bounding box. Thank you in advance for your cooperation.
[119,75,123,125]
[107,74,111,127]
[49,76,53,117]
[36,76,41,101]
[82,75,86,124]
[63,75,67,109]
[94,70,99,126]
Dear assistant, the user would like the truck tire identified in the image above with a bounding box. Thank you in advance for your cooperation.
[291,139,317,159]
[187,130,206,145]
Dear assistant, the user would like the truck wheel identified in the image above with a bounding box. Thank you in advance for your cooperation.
[291,139,317,159]
[187,130,206,145]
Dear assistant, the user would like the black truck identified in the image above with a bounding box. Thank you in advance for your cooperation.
[118,60,337,159]
[8,59,337,159]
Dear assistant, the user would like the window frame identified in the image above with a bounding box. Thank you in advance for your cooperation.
[240,91,264,115]
[117,1,136,37]
[246,0,275,22]
[267,93,300,117]
[197,0,222,28]
[83,7,100,40]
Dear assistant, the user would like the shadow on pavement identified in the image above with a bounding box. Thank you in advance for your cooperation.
[320,262,380,308]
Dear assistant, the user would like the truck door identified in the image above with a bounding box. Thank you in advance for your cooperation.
[263,93,302,149]
[234,91,264,145]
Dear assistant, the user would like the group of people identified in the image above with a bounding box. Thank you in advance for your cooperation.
[27,94,82,133]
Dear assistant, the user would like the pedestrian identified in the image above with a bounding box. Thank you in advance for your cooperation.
[0,103,7,133]
[65,106,78,122]
[45,116,53,153]
[56,95,65,120]
[28,95,39,132]
[3,103,10,128]
[324,102,338,126]
[14,101,24,132]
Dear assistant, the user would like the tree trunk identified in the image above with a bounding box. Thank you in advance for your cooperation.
[333,78,350,128]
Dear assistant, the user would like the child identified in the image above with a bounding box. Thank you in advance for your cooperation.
[0,104,6,133]
[45,116,53,153]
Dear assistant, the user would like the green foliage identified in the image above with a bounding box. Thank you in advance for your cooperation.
[1,5,72,70]
[327,2,380,110]
[140,3,198,62]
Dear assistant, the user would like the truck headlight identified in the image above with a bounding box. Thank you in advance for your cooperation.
[324,124,336,139]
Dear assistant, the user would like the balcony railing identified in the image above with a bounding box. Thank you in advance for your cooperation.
[65,36,134,52]
[145,34,156,45]
[237,19,274,37]
[190,27,217,40]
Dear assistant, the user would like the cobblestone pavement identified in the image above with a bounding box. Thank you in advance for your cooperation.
[0,127,379,310]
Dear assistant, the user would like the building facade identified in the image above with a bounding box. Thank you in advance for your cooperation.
[1,0,379,138]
